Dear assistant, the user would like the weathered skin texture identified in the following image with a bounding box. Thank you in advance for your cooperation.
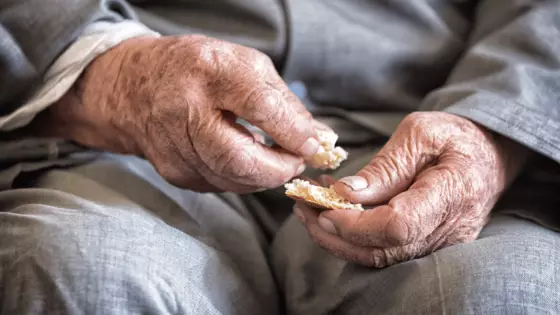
[294,112,530,268]
[33,35,323,193]
[31,35,529,267]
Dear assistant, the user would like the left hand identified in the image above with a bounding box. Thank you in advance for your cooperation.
[32,35,324,193]
[293,112,529,268]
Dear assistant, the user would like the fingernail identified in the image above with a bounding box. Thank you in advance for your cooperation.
[339,176,369,191]
[296,164,306,175]
[299,137,320,157]
[294,206,306,224]
[318,216,337,234]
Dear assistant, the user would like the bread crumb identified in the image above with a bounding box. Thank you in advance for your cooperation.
[285,179,363,211]
[307,129,348,170]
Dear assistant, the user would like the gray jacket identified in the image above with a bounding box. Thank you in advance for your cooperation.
[1,0,559,186]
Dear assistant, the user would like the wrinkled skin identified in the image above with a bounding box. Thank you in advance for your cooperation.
[34,35,325,193]
[294,112,529,268]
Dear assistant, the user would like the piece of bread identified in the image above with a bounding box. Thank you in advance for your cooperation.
[307,129,348,170]
[285,179,364,211]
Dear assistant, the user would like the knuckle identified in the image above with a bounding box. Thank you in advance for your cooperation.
[279,167,299,185]
[300,109,313,121]
[185,34,211,43]
[244,89,284,123]
[364,154,410,187]
[384,214,413,246]
[400,112,444,152]
[369,244,423,268]
[190,37,235,77]
[402,112,430,130]
[214,147,259,180]
[233,46,274,75]
[279,112,309,143]
[249,49,274,72]
[181,35,215,55]
[465,170,486,196]
[281,88,307,111]
[439,220,483,248]
[367,250,388,268]
[446,169,484,213]
[261,168,293,189]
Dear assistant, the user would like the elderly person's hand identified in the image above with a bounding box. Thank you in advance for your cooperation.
[294,112,529,267]
[35,35,322,193]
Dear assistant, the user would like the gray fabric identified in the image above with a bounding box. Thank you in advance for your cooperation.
[0,0,132,114]
[1,1,560,313]
[422,0,560,162]
[1,153,560,314]
[0,154,278,314]
[129,0,288,67]
[273,213,560,314]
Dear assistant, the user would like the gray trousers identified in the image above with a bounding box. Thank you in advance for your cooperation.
[1,152,559,314]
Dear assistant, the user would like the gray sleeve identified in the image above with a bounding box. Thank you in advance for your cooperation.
[282,1,474,112]
[0,0,134,115]
[421,0,560,162]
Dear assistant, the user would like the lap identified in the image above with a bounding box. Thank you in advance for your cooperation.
[264,132,560,315]
[272,214,560,315]
[0,154,277,315]
[2,153,559,315]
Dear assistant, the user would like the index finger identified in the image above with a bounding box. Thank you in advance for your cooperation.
[294,203,424,268]
[319,165,454,247]
[219,76,321,159]
[194,117,307,189]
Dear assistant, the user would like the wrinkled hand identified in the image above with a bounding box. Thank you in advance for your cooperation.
[294,112,529,267]
[36,35,323,192]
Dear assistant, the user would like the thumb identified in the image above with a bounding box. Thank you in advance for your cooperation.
[333,125,440,205]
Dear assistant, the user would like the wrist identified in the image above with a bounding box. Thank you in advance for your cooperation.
[494,132,532,180]
[476,123,531,185]
[34,37,157,155]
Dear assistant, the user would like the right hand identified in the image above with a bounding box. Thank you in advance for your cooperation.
[294,113,528,267]
[37,35,322,193]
